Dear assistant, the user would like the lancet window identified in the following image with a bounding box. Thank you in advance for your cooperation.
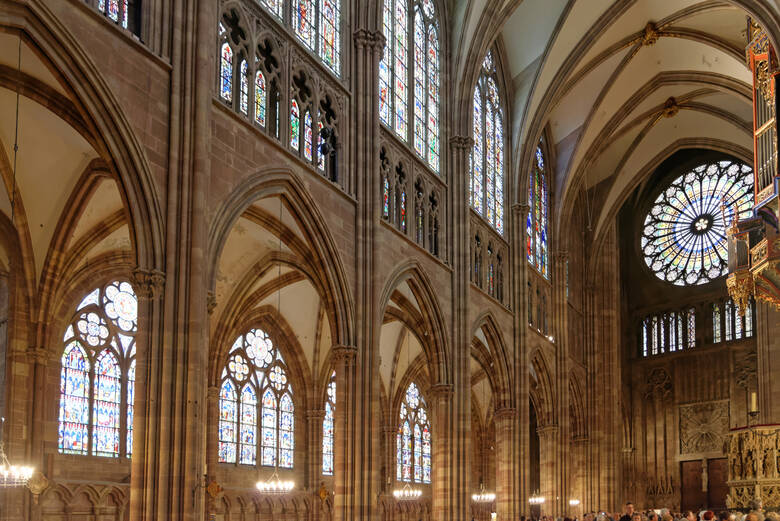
[322,371,335,475]
[470,51,505,233]
[58,281,138,458]
[397,382,431,484]
[527,141,549,277]
[218,328,294,468]
[379,0,441,173]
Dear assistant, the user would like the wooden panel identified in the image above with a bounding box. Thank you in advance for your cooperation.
[708,458,729,510]
[681,460,706,512]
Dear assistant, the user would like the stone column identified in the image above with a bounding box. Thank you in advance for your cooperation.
[494,407,516,521]
[538,425,560,516]
[332,344,357,521]
[307,409,326,491]
[553,250,570,515]
[350,25,385,521]
[513,203,531,516]
[450,135,474,521]
[205,385,219,516]
[430,383,454,521]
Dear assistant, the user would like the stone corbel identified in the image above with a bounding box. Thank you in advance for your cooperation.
[353,28,386,55]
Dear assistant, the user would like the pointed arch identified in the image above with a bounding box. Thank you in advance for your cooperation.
[378,260,449,385]
[529,348,555,427]
[568,374,586,440]
[470,312,512,410]
[207,169,354,347]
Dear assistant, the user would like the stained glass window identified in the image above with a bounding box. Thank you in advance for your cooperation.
[58,281,138,457]
[293,0,317,51]
[97,0,133,31]
[471,51,505,233]
[322,371,336,475]
[379,0,440,172]
[219,328,294,468]
[239,59,249,115]
[396,382,431,484]
[261,0,284,19]
[640,308,696,357]
[319,0,341,73]
[304,111,313,161]
[255,70,267,127]
[713,303,722,343]
[290,100,301,151]
[219,36,233,103]
[527,141,549,277]
[642,160,754,286]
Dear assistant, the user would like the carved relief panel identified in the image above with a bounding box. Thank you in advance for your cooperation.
[679,400,729,455]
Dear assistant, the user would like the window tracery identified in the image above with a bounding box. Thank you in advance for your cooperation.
[59,281,138,458]
[642,159,754,286]
[640,308,696,357]
[322,370,335,475]
[379,0,440,173]
[86,0,140,34]
[471,51,505,233]
[218,328,294,468]
[397,382,431,484]
[713,298,754,343]
[527,141,549,277]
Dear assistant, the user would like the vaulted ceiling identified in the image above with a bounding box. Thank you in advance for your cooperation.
[452,0,770,249]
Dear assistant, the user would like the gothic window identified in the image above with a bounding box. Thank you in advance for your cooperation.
[527,142,549,277]
[290,99,301,151]
[640,308,696,357]
[90,0,140,34]
[255,71,267,126]
[219,25,233,103]
[396,382,431,484]
[286,0,342,74]
[239,58,250,115]
[642,160,754,286]
[322,371,335,475]
[379,0,440,173]
[58,281,138,457]
[261,0,284,20]
[717,299,754,343]
[218,328,294,468]
[470,51,505,233]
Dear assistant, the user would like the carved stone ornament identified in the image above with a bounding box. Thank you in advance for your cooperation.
[641,22,660,46]
[206,480,223,499]
[26,470,50,502]
[679,400,729,455]
[644,367,673,402]
[727,270,755,317]
[734,350,758,389]
[661,97,679,118]
[207,291,217,315]
[131,268,166,299]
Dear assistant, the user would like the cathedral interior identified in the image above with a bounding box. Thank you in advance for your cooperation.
[1,0,780,520]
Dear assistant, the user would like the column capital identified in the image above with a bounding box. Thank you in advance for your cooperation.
[332,344,358,363]
[553,250,569,262]
[353,28,386,54]
[493,407,517,420]
[30,346,50,365]
[428,382,454,399]
[512,203,531,218]
[132,267,166,299]
[537,424,559,437]
[449,135,473,149]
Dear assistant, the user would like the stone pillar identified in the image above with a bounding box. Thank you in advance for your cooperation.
[430,383,453,521]
[553,250,570,515]
[538,425,559,516]
[450,135,474,521]
[205,385,219,516]
[332,344,357,521]
[350,25,385,521]
[513,203,531,515]
[307,409,326,491]
[756,303,780,423]
[494,407,516,521]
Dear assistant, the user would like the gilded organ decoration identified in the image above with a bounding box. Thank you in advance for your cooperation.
[679,401,728,454]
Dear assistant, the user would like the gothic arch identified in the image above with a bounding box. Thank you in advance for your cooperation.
[207,168,354,347]
[1,3,164,271]
[568,374,586,440]
[378,260,449,386]
[529,348,555,427]
[470,312,512,410]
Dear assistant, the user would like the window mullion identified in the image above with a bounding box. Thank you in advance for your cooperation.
[88,357,96,456]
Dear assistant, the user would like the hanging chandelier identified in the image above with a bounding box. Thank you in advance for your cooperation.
[472,481,496,503]
[393,483,422,500]
[528,492,545,505]
[0,439,34,488]
[255,469,294,494]
[569,499,581,506]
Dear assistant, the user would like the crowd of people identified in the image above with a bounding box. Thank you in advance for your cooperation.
[529,501,780,521]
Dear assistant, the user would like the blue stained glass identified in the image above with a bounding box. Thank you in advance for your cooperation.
[219,379,237,463]
[290,100,300,151]
[220,42,233,102]
[240,384,257,465]
[319,0,341,74]
[93,350,121,457]
[127,359,135,457]
[427,24,439,173]
[529,141,549,277]
[239,60,249,115]
[642,160,753,286]
[471,87,483,213]
[394,0,408,139]
[59,342,90,454]
[379,0,393,125]
[413,10,426,157]
[304,111,313,161]
[397,382,431,484]
[317,117,326,171]
[293,0,316,50]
